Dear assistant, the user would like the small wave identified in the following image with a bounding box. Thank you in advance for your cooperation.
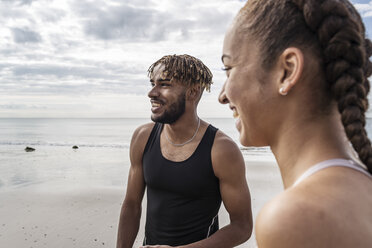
[239,146,274,158]
[0,141,129,149]
[240,146,271,152]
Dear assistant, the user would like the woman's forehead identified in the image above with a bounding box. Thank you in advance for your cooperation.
[223,24,258,63]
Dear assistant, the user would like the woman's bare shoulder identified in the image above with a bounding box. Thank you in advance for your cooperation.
[255,189,332,248]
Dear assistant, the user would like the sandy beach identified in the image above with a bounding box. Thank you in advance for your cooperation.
[0,118,283,248]
[0,185,124,248]
[0,154,282,248]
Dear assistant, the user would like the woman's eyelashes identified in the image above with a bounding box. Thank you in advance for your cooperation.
[222,66,232,76]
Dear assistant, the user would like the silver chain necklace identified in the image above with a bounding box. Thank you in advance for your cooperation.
[164,118,201,147]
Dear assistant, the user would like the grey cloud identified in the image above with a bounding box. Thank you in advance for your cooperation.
[74,1,208,42]
[1,0,35,6]
[13,64,105,78]
[0,60,149,95]
[11,62,143,79]
[81,4,182,41]
[197,9,233,31]
[0,76,148,96]
[74,1,236,42]
[0,63,11,71]
[7,79,148,95]
[0,3,33,21]
[0,0,243,101]
[38,8,66,23]
[11,28,42,43]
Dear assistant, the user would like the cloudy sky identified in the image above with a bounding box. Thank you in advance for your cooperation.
[0,0,372,118]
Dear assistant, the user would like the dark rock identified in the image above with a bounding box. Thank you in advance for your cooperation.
[25,147,35,152]
[72,145,79,149]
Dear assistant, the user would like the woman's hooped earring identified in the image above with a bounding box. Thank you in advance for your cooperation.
[279,87,288,96]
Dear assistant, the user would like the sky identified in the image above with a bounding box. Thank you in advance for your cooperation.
[0,0,372,118]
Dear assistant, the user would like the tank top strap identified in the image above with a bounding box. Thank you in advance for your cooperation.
[293,158,372,187]
[193,124,218,156]
[202,124,218,147]
[143,122,163,154]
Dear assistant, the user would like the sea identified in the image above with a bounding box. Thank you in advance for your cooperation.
[0,117,372,190]
[0,118,274,191]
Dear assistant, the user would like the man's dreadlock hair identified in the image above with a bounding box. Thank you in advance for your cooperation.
[147,54,213,92]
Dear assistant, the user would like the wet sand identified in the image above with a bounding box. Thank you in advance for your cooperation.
[0,159,282,248]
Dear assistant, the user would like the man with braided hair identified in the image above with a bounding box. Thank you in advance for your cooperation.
[116,54,252,248]
[219,0,372,247]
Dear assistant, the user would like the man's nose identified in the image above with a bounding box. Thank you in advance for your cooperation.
[148,86,159,98]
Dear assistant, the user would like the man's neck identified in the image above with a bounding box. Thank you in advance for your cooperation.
[163,113,200,143]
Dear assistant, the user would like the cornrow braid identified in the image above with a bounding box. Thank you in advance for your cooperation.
[147,54,213,92]
[291,0,372,172]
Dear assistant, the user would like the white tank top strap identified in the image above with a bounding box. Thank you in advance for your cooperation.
[293,158,372,187]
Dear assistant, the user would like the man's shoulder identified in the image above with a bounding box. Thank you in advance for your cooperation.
[133,122,156,138]
[130,122,156,150]
[210,129,245,177]
[212,129,240,155]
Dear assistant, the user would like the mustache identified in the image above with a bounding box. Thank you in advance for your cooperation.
[150,98,165,105]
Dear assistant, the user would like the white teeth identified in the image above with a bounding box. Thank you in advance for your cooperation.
[152,103,161,107]
[233,110,239,118]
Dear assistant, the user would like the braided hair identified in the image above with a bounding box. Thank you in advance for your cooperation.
[148,54,213,92]
[237,0,372,173]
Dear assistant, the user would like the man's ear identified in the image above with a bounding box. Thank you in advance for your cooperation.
[187,85,201,101]
[276,47,304,96]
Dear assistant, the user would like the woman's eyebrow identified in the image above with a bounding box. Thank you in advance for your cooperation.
[221,54,231,63]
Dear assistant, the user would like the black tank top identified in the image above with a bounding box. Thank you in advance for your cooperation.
[142,123,221,246]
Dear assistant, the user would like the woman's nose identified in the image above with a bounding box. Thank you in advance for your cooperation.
[218,83,229,104]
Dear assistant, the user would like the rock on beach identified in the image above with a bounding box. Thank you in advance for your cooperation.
[24,147,35,152]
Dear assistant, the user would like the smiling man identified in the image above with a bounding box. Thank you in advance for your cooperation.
[116,54,252,248]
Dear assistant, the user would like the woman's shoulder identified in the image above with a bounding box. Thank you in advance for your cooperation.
[255,189,324,248]
[255,178,372,248]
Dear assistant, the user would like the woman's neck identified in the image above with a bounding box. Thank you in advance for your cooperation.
[270,112,354,188]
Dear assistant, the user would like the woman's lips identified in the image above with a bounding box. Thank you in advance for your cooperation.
[233,109,239,118]
[231,106,239,119]
[231,107,241,131]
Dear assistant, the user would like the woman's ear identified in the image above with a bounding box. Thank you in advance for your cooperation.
[277,47,304,96]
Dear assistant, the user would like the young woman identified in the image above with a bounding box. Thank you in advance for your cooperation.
[219,0,372,247]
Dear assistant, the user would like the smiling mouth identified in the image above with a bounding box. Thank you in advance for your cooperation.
[233,110,239,118]
[230,106,239,119]
[150,100,165,113]
[151,102,162,108]
[151,98,164,106]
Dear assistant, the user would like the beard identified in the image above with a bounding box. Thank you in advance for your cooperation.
[151,91,186,124]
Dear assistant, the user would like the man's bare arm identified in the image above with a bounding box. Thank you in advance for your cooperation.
[117,123,154,248]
